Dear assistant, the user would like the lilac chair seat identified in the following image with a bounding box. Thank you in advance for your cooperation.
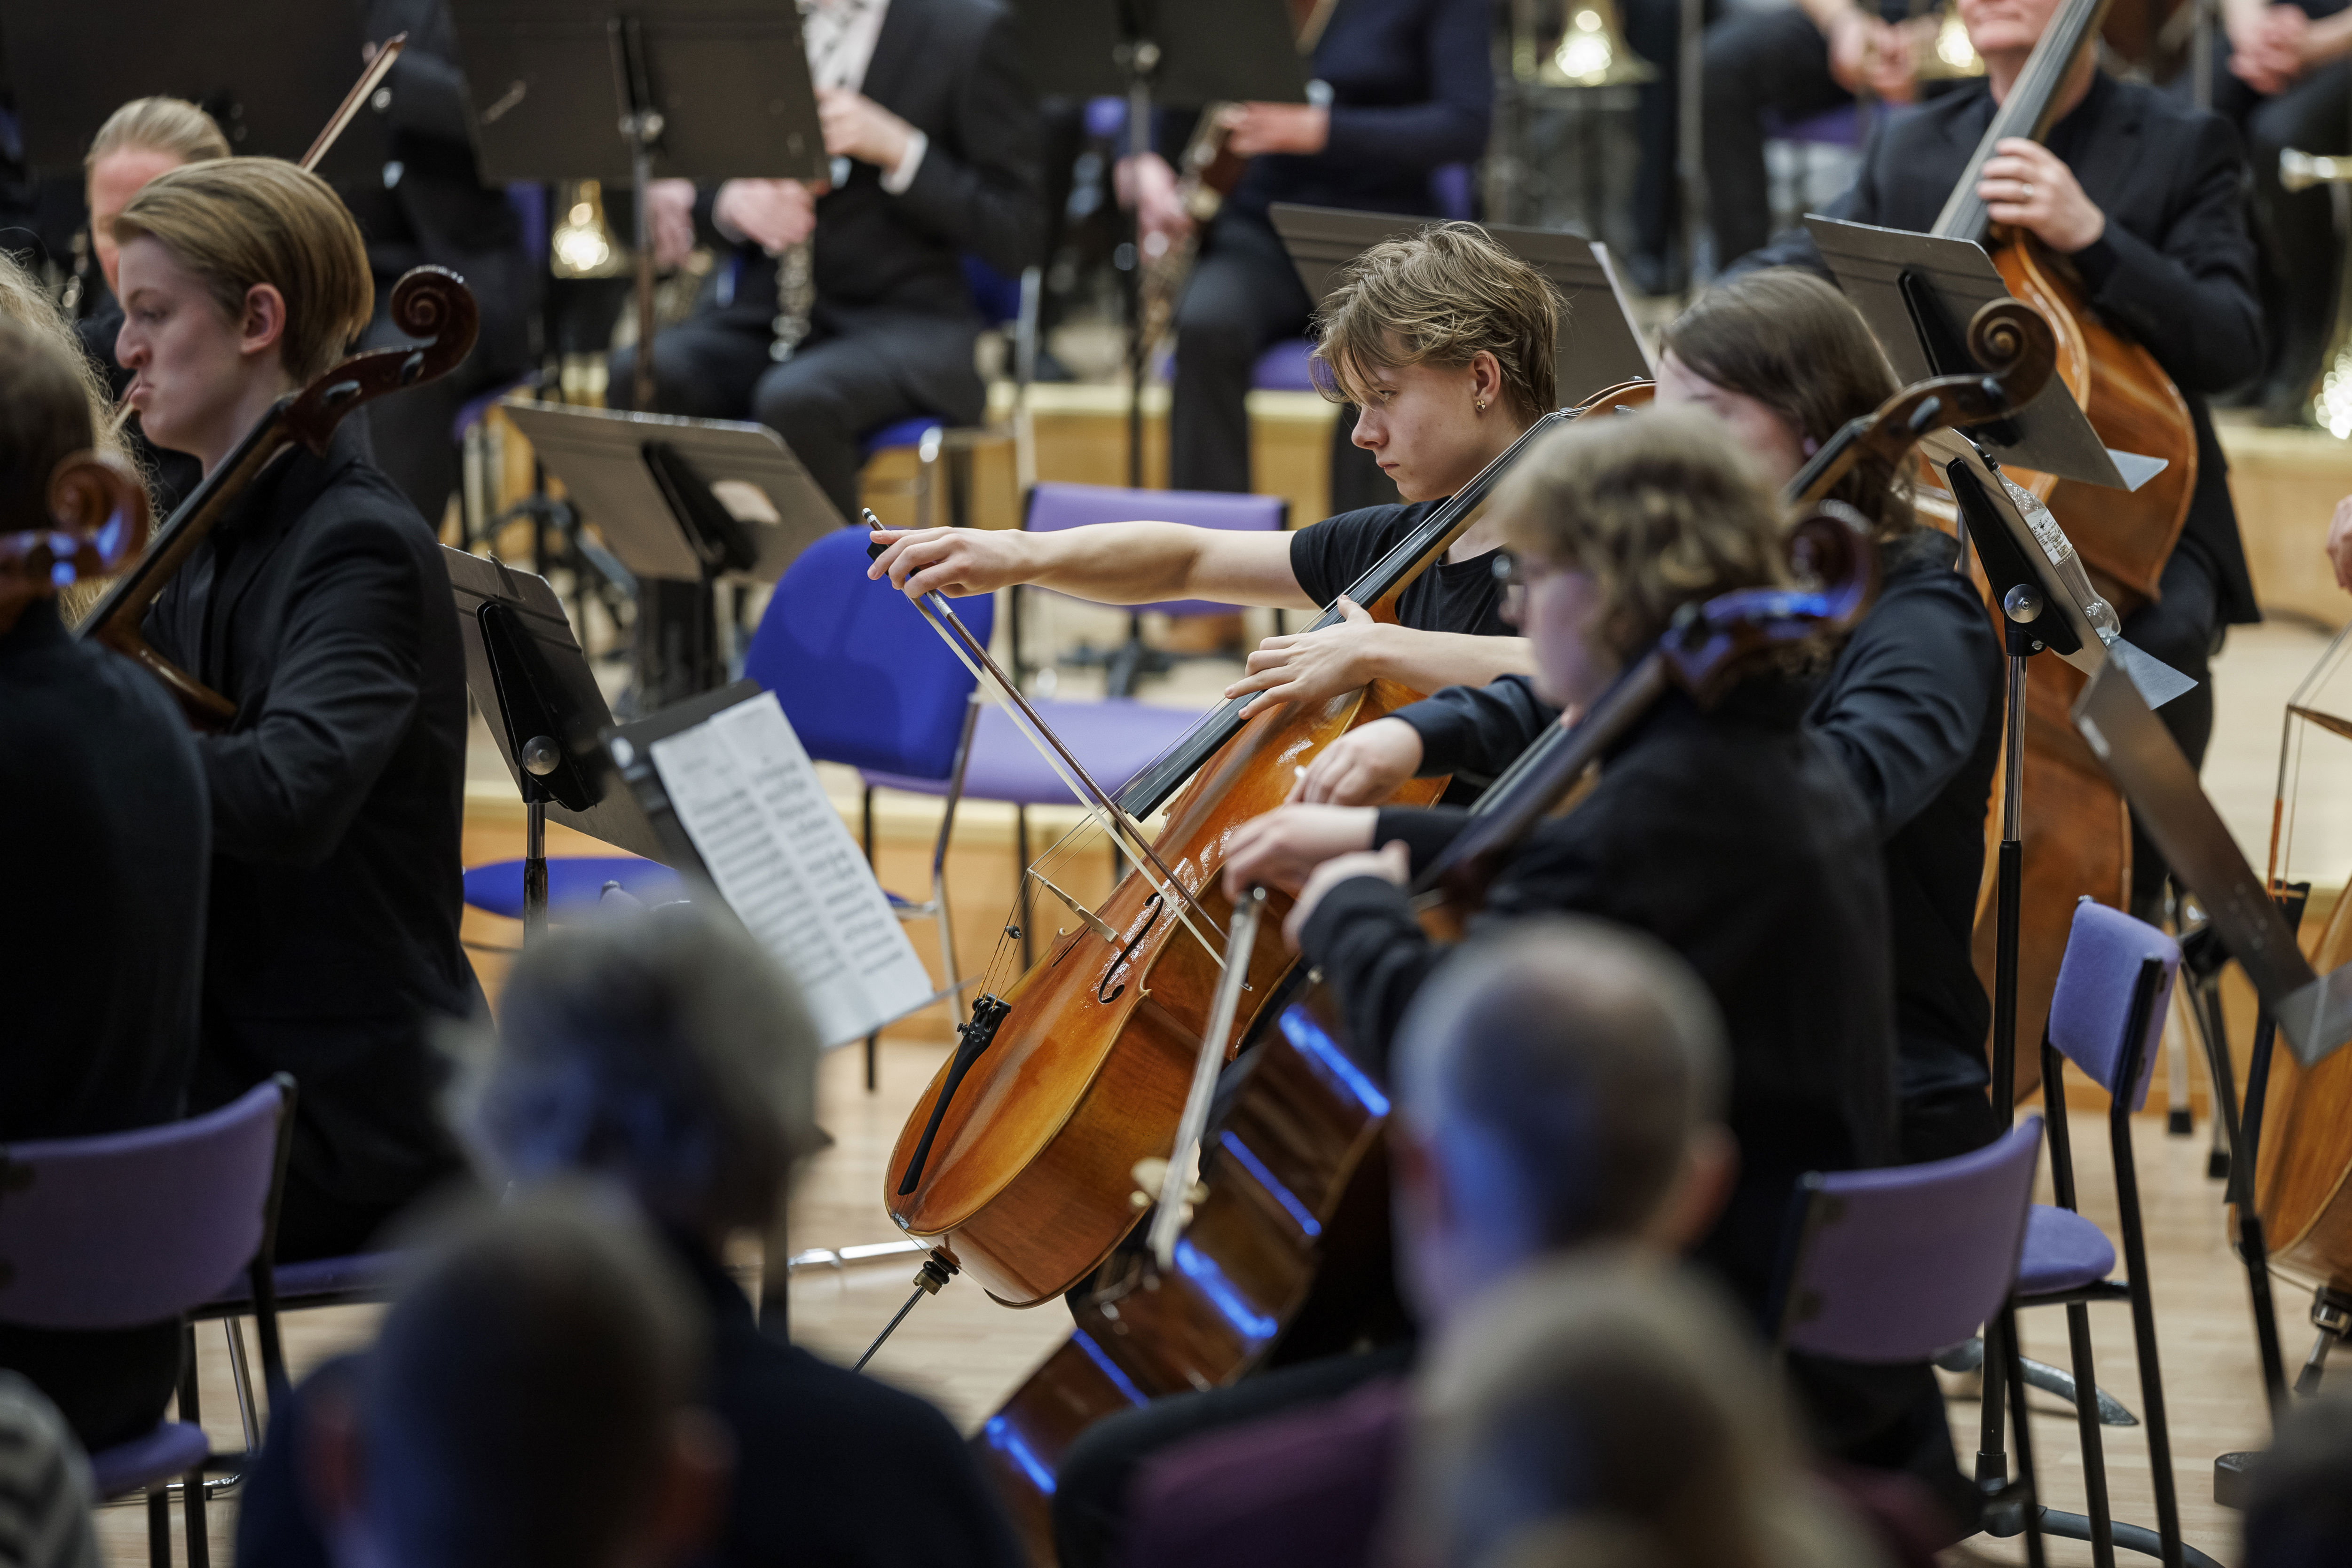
[864,699,1202,807]
[1763,102,1865,147]
[2016,1203,2118,1298]
[89,1421,210,1500]
[1024,483,1290,619]
[449,374,536,443]
[863,416,946,459]
[461,856,682,920]
[1251,339,1320,393]
[198,1250,402,1315]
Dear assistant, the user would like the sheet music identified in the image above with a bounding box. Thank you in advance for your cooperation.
[648,692,935,1047]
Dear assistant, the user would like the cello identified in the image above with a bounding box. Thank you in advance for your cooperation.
[0,454,152,638]
[880,380,1655,1311]
[954,315,2052,1560]
[1925,0,2199,1093]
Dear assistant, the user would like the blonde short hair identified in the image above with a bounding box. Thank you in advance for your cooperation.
[87,97,231,172]
[1314,222,1563,419]
[1495,404,1789,664]
[113,158,372,381]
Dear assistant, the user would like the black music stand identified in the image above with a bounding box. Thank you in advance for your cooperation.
[0,0,380,177]
[499,404,842,707]
[448,0,824,707]
[445,548,670,940]
[1269,204,1658,406]
[1007,0,1308,485]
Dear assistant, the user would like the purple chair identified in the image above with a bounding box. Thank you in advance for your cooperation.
[0,1077,295,1568]
[1015,481,1291,696]
[1770,1118,2049,1555]
[742,528,997,1087]
[862,255,1038,528]
[2017,899,2219,1568]
[1251,339,1320,394]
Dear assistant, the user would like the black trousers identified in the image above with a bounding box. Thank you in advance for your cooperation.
[360,255,537,528]
[1170,209,1396,510]
[2121,545,2223,916]
[610,307,984,523]
[1701,5,1856,268]
[1050,1341,1412,1568]
[2190,50,2350,397]
[0,1321,184,1453]
[1622,0,1724,264]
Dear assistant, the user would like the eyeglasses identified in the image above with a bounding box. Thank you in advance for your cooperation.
[1490,551,1569,590]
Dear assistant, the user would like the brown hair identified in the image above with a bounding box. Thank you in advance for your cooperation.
[1660,268,1911,535]
[1314,221,1564,420]
[0,315,98,534]
[1495,404,1790,664]
[86,97,231,172]
[113,158,373,381]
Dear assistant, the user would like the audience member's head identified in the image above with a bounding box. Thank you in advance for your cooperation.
[2243,1389,2352,1567]
[1387,916,1735,1328]
[310,1192,728,1568]
[1394,1255,1883,1568]
[0,1371,100,1568]
[84,97,229,295]
[461,906,820,1247]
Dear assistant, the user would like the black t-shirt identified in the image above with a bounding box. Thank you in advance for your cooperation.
[1287,500,1515,637]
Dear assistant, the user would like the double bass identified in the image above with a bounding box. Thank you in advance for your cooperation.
[1924,0,2200,1092]
[948,312,2053,1560]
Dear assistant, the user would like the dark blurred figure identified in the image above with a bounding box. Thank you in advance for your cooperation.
[239,907,1026,1568]
[304,1194,728,1568]
[340,0,541,526]
[73,96,228,516]
[2183,0,2352,420]
[1391,1255,1887,1568]
[2242,1391,2352,1567]
[610,0,1044,521]
[0,1371,102,1568]
[1121,0,1491,508]
[0,314,208,1454]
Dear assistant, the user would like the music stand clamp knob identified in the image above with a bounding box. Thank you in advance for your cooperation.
[523,735,561,777]
[2002,584,2045,624]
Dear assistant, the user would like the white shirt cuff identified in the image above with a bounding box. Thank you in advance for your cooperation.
[881,128,928,195]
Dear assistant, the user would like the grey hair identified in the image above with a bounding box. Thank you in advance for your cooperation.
[1395,1254,1883,1568]
[1391,915,1728,1246]
[456,905,820,1234]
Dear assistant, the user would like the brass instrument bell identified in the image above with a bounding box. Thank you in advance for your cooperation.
[549,180,626,280]
[1538,0,1659,87]
[1912,0,1985,79]
[2283,148,2352,193]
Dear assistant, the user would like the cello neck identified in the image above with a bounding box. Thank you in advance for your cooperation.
[1931,0,2115,242]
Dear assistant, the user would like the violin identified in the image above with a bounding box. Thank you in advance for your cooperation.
[78,267,478,727]
[1926,0,2199,1092]
[0,454,152,638]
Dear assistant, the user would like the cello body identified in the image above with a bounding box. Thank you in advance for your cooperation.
[2252,882,2352,1296]
[1962,239,2194,1091]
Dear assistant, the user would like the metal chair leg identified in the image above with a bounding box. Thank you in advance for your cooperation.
[2062,1300,2119,1566]
[178,1326,209,1568]
[147,1488,169,1568]
[223,1317,260,1458]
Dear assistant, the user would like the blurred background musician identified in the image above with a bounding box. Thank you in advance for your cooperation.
[0,314,208,1455]
[609,0,1044,523]
[1737,0,2264,922]
[75,96,227,518]
[339,0,541,526]
[1623,0,1928,289]
[2187,0,2352,420]
[1302,270,2006,1167]
[239,909,1026,1568]
[1123,0,1491,512]
[115,158,476,1262]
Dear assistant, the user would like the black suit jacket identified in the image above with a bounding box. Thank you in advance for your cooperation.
[692,0,1044,341]
[1301,678,1898,1311]
[142,421,474,1213]
[1741,72,2263,624]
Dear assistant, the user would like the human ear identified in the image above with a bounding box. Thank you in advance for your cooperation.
[239,283,291,365]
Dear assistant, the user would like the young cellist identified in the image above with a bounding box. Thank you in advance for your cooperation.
[1302,268,2009,1168]
[868,223,1561,720]
[112,157,476,1261]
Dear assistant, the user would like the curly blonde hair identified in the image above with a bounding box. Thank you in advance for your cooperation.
[1313,221,1564,420]
[1493,405,1790,665]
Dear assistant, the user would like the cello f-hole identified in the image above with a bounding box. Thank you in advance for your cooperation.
[1100,892,1164,1004]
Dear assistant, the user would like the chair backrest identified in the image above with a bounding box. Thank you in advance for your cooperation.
[742,528,997,780]
[1771,1117,2045,1363]
[0,1079,289,1331]
[1022,483,1290,617]
[2047,898,2179,1108]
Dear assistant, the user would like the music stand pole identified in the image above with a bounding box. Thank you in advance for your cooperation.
[1123,37,1160,489]
[610,16,665,415]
